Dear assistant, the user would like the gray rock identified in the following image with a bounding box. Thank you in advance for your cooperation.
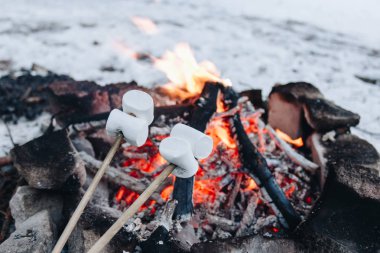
[0,210,57,253]
[67,204,135,253]
[9,186,63,228]
[67,224,118,253]
[324,134,380,201]
[11,129,86,190]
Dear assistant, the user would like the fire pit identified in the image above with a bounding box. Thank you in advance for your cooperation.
[0,46,379,253]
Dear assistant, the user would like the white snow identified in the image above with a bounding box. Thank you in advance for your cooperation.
[0,0,379,153]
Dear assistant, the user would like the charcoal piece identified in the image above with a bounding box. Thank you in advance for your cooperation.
[172,82,220,220]
[324,133,380,201]
[11,129,86,190]
[268,82,360,138]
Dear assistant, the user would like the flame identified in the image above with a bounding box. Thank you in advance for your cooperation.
[243,177,258,192]
[161,185,174,201]
[275,129,304,148]
[131,16,158,35]
[154,43,230,100]
[206,118,236,149]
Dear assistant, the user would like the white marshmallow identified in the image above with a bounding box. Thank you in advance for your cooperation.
[171,123,213,159]
[159,136,199,178]
[106,109,148,147]
[122,90,154,124]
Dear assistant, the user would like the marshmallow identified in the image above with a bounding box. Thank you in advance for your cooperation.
[122,90,154,124]
[159,136,199,178]
[106,109,148,147]
[171,123,213,159]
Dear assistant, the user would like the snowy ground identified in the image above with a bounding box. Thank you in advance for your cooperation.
[1,0,379,155]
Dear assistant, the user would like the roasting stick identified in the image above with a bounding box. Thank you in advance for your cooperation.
[52,134,123,253]
[88,164,176,253]
[88,123,213,253]
[52,90,155,253]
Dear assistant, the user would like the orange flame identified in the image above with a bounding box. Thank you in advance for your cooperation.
[275,129,304,148]
[206,118,236,149]
[131,16,158,35]
[161,185,174,201]
[243,177,258,192]
[154,43,231,100]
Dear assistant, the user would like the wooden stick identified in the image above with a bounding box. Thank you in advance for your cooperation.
[52,134,123,253]
[87,164,176,253]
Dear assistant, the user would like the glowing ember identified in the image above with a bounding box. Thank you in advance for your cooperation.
[193,178,221,204]
[131,16,158,35]
[154,43,231,99]
[275,129,304,147]
[160,185,174,201]
[115,186,126,202]
[285,184,297,198]
[243,177,258,192]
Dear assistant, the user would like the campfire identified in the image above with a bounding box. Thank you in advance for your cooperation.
[0,44,379,253]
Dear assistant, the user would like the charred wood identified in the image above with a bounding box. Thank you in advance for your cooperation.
[223,87,301,230]
[224,173,243,210]
[173,82,220,220]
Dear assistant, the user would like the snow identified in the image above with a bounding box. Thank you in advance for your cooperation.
[0,0,379,154]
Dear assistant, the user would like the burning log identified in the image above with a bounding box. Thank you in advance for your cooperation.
[223,87,302,230]
[172,82,220,220]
